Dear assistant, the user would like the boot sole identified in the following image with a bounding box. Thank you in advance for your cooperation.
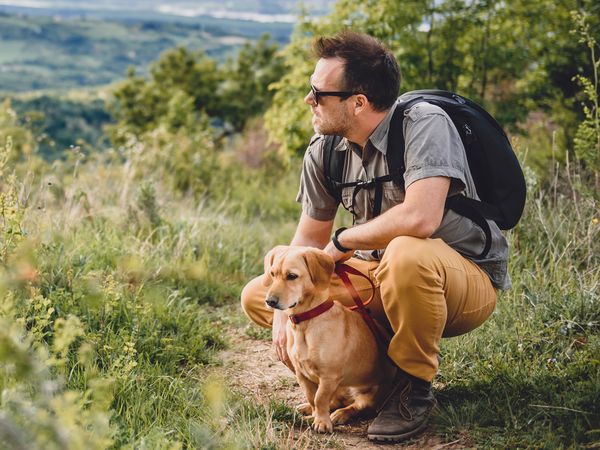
[367,414,430,443]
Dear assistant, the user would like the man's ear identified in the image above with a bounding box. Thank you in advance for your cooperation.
[352,93,369,116]
[302,249,335,291]
[262,245,287,287]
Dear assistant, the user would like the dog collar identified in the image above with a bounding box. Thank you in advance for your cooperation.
[289,299,334,324]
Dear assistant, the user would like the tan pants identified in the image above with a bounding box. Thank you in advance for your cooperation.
[240,236,497,382]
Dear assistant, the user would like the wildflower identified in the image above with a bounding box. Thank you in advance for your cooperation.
[16,262,38,282]
[592,217,598,225]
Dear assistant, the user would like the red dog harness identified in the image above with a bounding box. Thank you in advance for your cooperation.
[288,263,390,351]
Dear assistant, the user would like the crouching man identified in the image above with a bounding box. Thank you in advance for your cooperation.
[241,31,510,442]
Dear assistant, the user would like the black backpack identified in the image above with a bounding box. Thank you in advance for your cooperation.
[322,89,526,258]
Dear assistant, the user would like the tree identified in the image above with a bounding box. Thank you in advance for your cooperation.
[109,36,286,144]
[220,34,286,131]
[572,10,600,192]
[264,0,600,157]
[150,47,222,117]
[108,67,166,144]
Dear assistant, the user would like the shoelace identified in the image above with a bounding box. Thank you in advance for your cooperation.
[377,378,413,421]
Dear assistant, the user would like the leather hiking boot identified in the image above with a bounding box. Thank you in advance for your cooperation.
[367,373,436,442]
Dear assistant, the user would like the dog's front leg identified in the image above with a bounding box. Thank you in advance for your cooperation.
[312,377,340,433]
[296,372,317,416]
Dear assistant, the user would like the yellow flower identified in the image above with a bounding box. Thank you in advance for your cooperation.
[593,217,599,225]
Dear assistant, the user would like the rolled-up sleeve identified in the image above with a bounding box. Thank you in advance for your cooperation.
[296,136,339,221]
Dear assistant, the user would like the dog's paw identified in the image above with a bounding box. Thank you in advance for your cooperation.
[330,408,353,425]
[296,403,313,416]
[312,416,333,433]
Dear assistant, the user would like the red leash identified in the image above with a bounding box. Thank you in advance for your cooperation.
[335,263,390,351]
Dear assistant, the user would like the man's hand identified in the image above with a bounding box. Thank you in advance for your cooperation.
[324,240,353,263]
[272,310,294,373]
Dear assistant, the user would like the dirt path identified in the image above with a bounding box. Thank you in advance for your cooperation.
[220,325,465,449]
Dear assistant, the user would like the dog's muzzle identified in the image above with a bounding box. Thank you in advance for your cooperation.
[265,296,281,309]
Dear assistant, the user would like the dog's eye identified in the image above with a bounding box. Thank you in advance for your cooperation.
[286,273,298,281]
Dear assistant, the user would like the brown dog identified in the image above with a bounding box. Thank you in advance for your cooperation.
[263,245,395,433]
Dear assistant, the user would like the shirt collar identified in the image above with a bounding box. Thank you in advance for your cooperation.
[335,101,399,155]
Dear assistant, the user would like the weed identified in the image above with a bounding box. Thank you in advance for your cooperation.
[571,10,600,190]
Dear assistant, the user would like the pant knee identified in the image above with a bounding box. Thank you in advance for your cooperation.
[240,282,254,317]
[240,275,272,329]
[379,236,440,286]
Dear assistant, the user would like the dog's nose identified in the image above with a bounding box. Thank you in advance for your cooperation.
[265,296,280,308]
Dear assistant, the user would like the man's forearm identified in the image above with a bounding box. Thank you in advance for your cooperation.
[336,203,427,250]
[336,177,450,251]
[291,235,328,248]
[290,213,334,249]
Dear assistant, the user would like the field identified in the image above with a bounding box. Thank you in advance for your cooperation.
[0,113,598,448]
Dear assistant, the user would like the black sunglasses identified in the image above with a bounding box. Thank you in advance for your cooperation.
[310,84,361,105]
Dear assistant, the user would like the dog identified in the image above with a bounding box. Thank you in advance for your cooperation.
[263,245,395,433]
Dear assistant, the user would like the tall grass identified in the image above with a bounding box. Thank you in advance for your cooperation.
[0,135,317,448]
[435,154,600,447]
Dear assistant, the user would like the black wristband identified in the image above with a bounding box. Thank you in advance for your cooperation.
[332,227,351,253]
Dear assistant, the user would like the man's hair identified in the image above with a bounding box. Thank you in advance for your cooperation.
[314,31,401,111]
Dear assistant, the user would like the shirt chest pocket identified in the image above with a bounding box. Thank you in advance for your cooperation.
[341,186,362,216]
[380,184,405,214]
[383,184,405,202]
[341,183,405,218]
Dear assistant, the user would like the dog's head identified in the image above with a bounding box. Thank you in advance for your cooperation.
[262,245,335,311]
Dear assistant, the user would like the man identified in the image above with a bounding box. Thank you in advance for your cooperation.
[241,31,510,442]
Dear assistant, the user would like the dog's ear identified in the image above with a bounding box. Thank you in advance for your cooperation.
[302,249,335,291]
[262,245,287,287]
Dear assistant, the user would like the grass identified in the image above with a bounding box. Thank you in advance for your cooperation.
[1,115,599,448]
[0,133,313,447]
[434,161,600,447]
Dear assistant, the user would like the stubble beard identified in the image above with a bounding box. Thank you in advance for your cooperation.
[313,107,352,137]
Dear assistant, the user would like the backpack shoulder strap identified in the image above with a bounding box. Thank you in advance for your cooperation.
[364,103,412,218]
[385,98,425,185]
[324,99,418,200]
[322,135,345,203]
[386,103,406,182]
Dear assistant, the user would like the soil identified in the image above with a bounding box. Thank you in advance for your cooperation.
[220,325,468,449]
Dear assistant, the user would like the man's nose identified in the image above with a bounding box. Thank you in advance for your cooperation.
[304,91,316,106]
[266,296,280,308]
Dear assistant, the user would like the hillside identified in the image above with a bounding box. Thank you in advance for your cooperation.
[0,12,292,93]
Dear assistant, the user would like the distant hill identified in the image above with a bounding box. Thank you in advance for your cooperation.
[0,1,335,158]
[0,1,337,93]
[0,12,293,93]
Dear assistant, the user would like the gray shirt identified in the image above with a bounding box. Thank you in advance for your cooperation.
[296,100,511,290]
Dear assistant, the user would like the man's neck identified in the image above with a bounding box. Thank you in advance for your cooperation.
[345,108,391,150]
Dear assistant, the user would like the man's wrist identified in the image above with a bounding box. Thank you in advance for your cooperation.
[332,227,352,253]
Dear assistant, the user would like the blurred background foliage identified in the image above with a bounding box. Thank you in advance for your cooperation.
[266,0,599,171]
